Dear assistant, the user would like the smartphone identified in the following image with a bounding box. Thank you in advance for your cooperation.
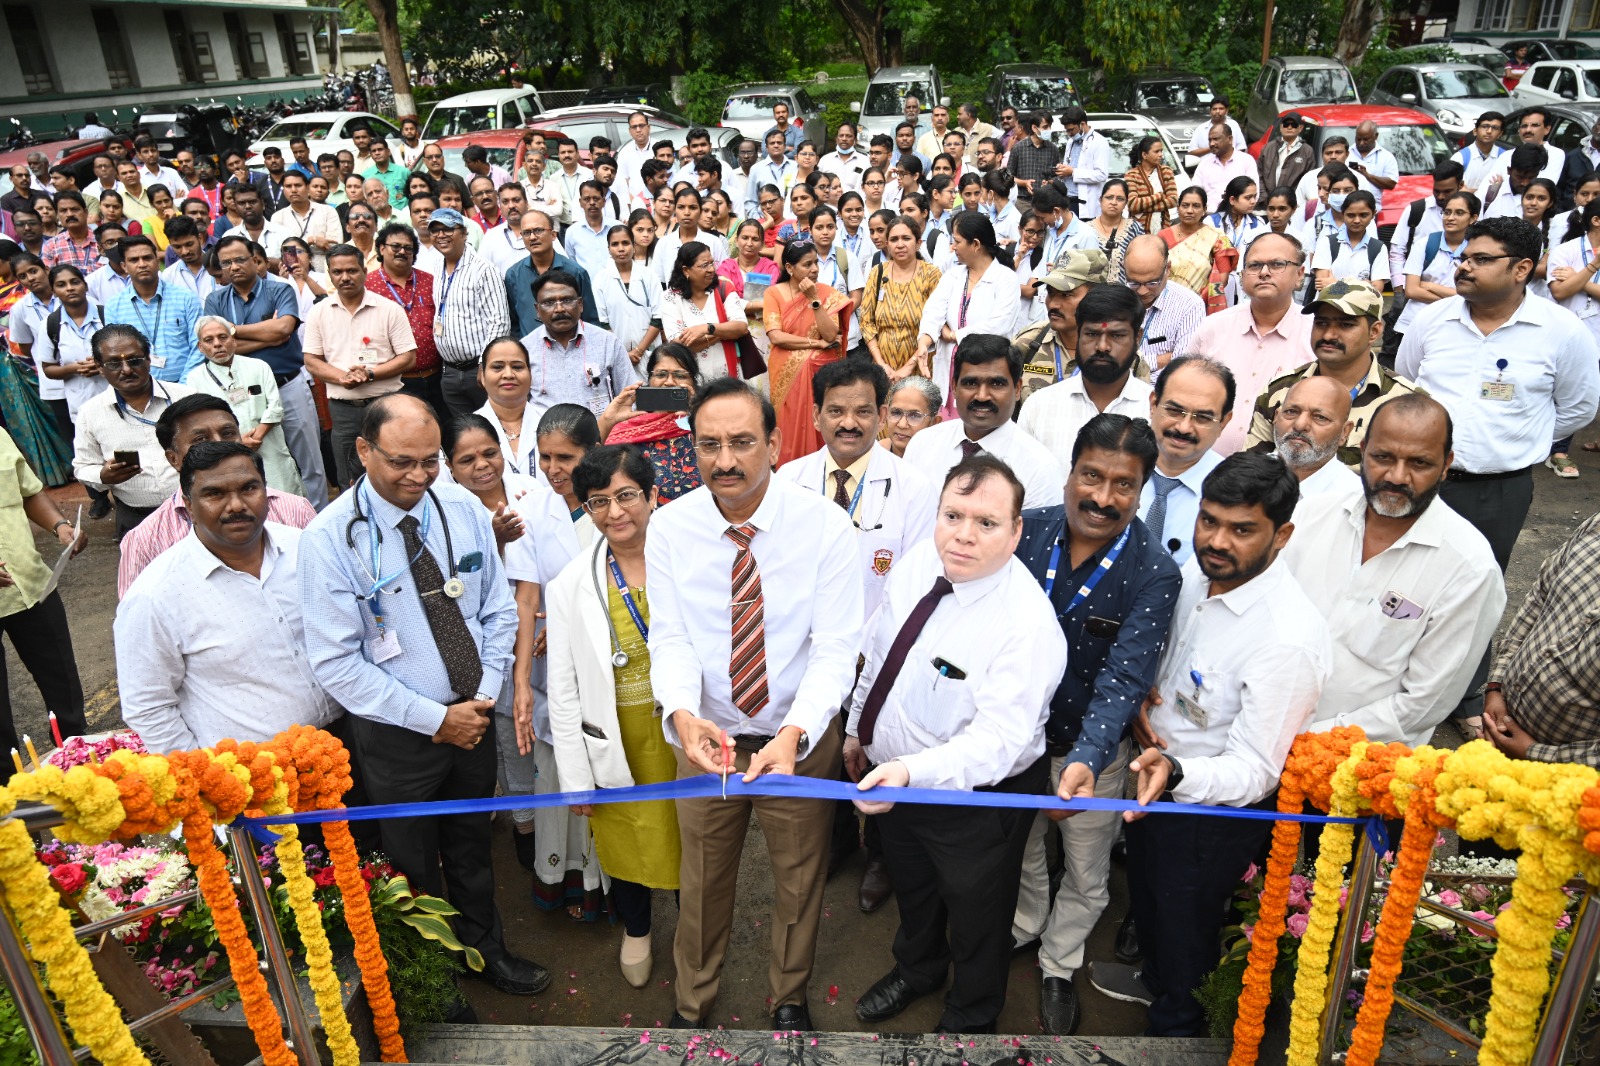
[113,450,141,469]
[635,386,689,412]
[282,245,300,264]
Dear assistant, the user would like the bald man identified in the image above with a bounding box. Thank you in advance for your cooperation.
[1348,121,1399,214]
[1122,235,1205,373]
[363,177,399,226]
[1271,377,1359,498]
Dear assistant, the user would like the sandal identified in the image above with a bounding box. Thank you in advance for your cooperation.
[1585,440,1600,453]
[1547,454,1580,479]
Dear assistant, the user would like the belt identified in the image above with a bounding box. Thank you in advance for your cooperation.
[732,733,775,754]
[402,368,438,379]
[1446,465,1533,483]
[441,360,479,371]
[330,396,375,407]
[274,370,303,386]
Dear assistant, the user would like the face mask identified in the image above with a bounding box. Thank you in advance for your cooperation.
[1328,193,1349,212]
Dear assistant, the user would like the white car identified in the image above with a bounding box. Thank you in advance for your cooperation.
[1052,112,1196,182]
[422,88,545,140]
[1513,60,1600,107]
[247,112,401,161]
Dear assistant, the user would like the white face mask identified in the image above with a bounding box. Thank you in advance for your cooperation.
[1328,193,1349,212]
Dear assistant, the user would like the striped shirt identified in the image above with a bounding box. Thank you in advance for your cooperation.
[1245,356,1421,470]
[429,249,512,367]
[116,488,318,599]
[41,231,101,272]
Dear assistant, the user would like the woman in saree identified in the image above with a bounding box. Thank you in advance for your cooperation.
[0,250,73,486]
[1158,185,1237,314]
[763,239,853,465]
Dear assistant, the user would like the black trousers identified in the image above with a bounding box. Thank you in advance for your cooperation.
[399,371,451,427]
[440,364,488,417]
[1125,802,1275,1036]
[346,712,508,963]
[1440,469,1534,717]
[114,499,158,543]
[879,757,1047,1032]
[0,591,85,755]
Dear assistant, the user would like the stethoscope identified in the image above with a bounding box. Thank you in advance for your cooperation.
[590,538,648,668]
[344,478,463,627]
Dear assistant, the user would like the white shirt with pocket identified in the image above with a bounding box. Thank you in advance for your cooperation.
[1397,232,1465,333]
[33,305,108,415]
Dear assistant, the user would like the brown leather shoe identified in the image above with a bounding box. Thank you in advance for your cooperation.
[858,857,891,912]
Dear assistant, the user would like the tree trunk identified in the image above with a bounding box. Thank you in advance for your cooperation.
[826,0,888,73]
[1332,0,1385,67]
[364,0,416,118]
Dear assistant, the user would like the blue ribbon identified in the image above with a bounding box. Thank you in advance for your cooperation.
[235,774,1381,845]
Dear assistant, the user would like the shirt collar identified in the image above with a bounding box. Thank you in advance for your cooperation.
[1201,553,1290,616]
[365,483,431,533]
[949,555,1013,607]
[822,448,873,483]
[1337,224,1374,249]
[540,322,587,348]
[1341,488,1448,550]
[183,522,285,579]
[964,419,1016,451]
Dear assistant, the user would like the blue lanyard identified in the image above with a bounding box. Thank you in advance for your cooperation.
[825,469,869,517]
[128,290,162,349]
[606,550,649,642]
[114,382,168,426]
[361,486,431,611]
[228,283,256,325]
[1043,523,1131,614]
[1052,339,1066,382]
[438,261,460,317]
[382,274,415,312]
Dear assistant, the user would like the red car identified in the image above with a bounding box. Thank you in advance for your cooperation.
[1248,104,1454,235]
[0,137,133,191]
[430,128,576,182]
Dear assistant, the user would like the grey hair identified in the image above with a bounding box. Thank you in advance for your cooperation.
[194,315,235,341]
[888,374,942,414]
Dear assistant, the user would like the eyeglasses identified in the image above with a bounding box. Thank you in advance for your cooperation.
[759,198,780,208]
[522,227,551,237]
[381,244,414,255]
[582,487,647,514]
[1460,253,1520,268]
[367,441,441,474]
[693,436,762,458]
[99,356,149,371]
[1158,401,1220,427]
[217,256,252,269]
[886,406,929,424]
[538,295,581,308]
[1125,274,1165,291]
[1242,258,1300,275]
[649,369,693,384]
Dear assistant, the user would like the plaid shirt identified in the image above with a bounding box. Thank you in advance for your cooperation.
[41,231,101,272]
[1245,357,1421,470]
[1491,513,1600,767]
[1008,137,1062,189]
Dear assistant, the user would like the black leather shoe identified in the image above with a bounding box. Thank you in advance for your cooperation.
[88,495,112,521]
[1114,915,1142,964]
[473,954,551,995]
[514,829,541,872]
[667,1011,697,1029]
[855,968,923,1023]
[773,1003,812,1031]
[1039,976,1080,1035]
[858,858,891,912]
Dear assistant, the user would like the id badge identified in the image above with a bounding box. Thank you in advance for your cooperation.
[148,353,167,369]
[587,394,610,417]
[368,630,402,664]
[1174,690,1208,729]
[226,386,248,405]
[1481,380,1514,401]
[433,316,444,336]
[356,347,384,366]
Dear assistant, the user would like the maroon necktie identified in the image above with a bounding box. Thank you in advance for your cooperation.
[960,439,982,458]
[833,469,852,509]
[856,576,954,746]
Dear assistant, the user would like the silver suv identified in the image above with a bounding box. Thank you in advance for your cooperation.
[1246,56,1360,141]
[720,85,826,147]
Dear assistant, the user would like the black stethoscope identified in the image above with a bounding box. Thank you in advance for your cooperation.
[344,477,464,613]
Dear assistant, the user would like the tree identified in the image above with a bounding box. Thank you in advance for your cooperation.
[364,0,417,117]
[1078,0,1180,73]
[825,0,902,74]
[1331,0,1386,67]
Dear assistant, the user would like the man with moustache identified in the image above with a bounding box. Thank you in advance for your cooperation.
[777,359,938,913]
[423,209,509,415]
[1270,377,1361,498]
[1137,355,1233,564]
[505,210,598,336]
[1282,395,1504,747]
[1020,286,1155,474]
[647,378,863,1031]
[116,441,337,752]
[848,455,1066,1035]
[1089,453,1330,1036]
[1007,414,1181,1034]
[481,184,531,277]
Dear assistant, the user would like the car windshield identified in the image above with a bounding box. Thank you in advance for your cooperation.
[1134,80,1214,110]
[1003,77,1079,111]
[724,95,793,121]
[426,106,501,139]
[1281,68,1359,104]
[863,81,932,117]
[440,146,518,176]
[1315,124,1452,175]
[1550,41,1600,59]
[1422,68,1509,99]
[262,120,333,140]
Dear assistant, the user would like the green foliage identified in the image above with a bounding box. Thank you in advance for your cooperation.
[372,903,464,1034]
[1081,0,1181,75]
[680,71,737,126]
[0,985,40,1066]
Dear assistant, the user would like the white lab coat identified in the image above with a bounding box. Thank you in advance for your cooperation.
[917,259,1024,404]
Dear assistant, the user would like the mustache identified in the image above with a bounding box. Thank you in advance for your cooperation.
[1163,427,1200,445]
[966,400,998,413]
[1369,480,1417,500]
[711,467,745,480]
[220,512,256,525]
[1078,500,1122,521]
[1314,339,1345,351]
[1199,547,1235,568]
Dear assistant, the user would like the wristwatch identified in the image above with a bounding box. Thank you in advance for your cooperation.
[1162,753,1185,797]
[810,299,821,309]
[52,519,72,535]
[791,728,810,759]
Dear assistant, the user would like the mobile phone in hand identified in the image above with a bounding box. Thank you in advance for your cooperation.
[113,450,141,470]
[636,386,689,412]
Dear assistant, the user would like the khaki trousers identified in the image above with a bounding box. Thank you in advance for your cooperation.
[672,721,842,1021]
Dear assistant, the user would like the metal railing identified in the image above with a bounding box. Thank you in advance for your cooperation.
[0,804,321,1066]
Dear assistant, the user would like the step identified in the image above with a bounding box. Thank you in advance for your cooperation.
[385,1022,1235,1065]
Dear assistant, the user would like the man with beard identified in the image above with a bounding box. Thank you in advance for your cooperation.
[1247,281,1418,468]
[1020,285,1154,473]
[1137,355,1233,564]
[223,184,290,267]
[1269,377,1360,498]
[1282,395,1503,747]
[1087,453,1330,1036]
[1007,413,1180,1034]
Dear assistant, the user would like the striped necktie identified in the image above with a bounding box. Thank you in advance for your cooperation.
[726,524,769,717]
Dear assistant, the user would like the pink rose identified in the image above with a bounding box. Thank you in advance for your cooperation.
[1286,913,1310,938]
[1558,912,1573,930]
[49,863,87,895]
[1241,862,1261,883]
[1437,889,1462,908]
[1360,921,1375,944]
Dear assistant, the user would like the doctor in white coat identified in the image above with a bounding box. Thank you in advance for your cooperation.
[917,213,1023,416]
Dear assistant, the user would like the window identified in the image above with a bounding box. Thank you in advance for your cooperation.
[93,8,136,89]
[1576,0,1600,30]
[1279,68,1358,105]
[1475,0,1513,28]
[862,81,932,117]
[1374,71,1402,97]
[192,32,217,80]
[223,13,248,78]
[165,11,206,83]
[275,15,312,76]
[1421,67,1509,99]
[1556,68,1579,98]
[1313,124,1452,175]
[3,5,55,93]
[1531,65,1557,89]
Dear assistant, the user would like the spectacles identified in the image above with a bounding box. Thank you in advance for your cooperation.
[582,487,647,514]
[1125,274,1165,291]
[693,436,762,458]
[1460,253,1520,268]
[99,356,149,371]
[649,369,693,384]
[759,198,780,207]
[367,441,441,474]
[1242,258,1300,275]
[381,244,414,255]
[1158,401,1220,426]
[539,295,581,308]
[887,406,929,424]
[217,256,251,269]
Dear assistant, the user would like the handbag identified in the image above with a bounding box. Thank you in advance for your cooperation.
[711,279,766,379]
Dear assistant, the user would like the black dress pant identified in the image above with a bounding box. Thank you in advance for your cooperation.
[1125,801,1275,1036]
[0,591,85,754]
[113,499,157,543]
[878,757,1047,1032]
[346,712,508,963]
[1440,469,1534,718]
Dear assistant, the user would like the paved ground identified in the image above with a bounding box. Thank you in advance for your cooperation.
[20,440,1600,1038]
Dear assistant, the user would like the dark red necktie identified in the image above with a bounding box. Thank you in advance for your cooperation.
[857,576,954,746]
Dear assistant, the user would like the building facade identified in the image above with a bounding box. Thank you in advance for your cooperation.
[1454,0,1600,39]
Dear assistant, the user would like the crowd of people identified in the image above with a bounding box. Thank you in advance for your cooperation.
[0,95,1597,1040]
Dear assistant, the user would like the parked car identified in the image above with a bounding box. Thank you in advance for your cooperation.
[135,105,246,163]
[852,65,946,139]
[422,88,544,140]
[1368,62,1512,139]
[1399,41,1509,79]
[1051,113,1195,181]
[529,105,743,167]
[1501,39,1600,64]
[719,85,826,146]
[582,84,674,112]
[1497,102,1600,156]
[430,129,572,186]
[1248,104,1452,236]
[1512,60,1600,107]
[1245,56,1361,141]
[1109,72,1225,155]
[0,137,131,196]
[247,112,400,161]
[984,64,1082,124]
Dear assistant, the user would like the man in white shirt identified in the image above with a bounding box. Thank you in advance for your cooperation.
[548,140,593,232]
[724,139,760,217]
[482,184,530,277]
[1117,237,1204,376]
[270,170,342,271]
[224,184,291,267]
[914,105,954,161]
[956,104,999,167]
[1457,112,1509,192]
[564,180,614,279]
[1137,355,1231,564]
[1090,452,1330,1036]
[847,454,1065,1034]
[1194,124,1259,214]
[132,136,185,204]
[903,335,1064,509]
[1269,376,1361,498]
[1283,394,1505,747]
[1056,108,1111,220]
[615,112,655,202]
[1386,163,1461,296]
[1020,285,1154,472]
[1483,107,1565,192]
[1347,121,1400,215]
[116,440,337,752]
[1185,97,1245,160]
[160,216,220,304]
[647,378,862,1032]
[1481,144,1548,220]
[748,130,797,216]
[819,121,868,194]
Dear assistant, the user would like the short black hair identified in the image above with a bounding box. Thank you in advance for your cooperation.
[163,215,200,241]
[812,358,889,408]
[442,412,498,458]
[1509,144,1546,174]
[462,145,488,165]
[325,242,365,268]
[573,444,656,501]
[688,376,777,437]
[53,190,86,211]
[1071,413,1159,485]
[1155,354,1237,416]
[377,222,417,253]
[1073,283,1144,330]
[942,453,1024,520]
[1432,160,1466,185]
[1465,216,1544,264]
[91,323,150,363]
[1201,452,1300,529]
[954,333,1022,384]
[180,439,263,498]
[157,393,237,450]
